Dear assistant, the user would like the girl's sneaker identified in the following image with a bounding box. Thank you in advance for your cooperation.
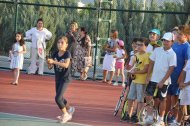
[112,82,118,86]
[59,113,72,123]
[57,107,75,120]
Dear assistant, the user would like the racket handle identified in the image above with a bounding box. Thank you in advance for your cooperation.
[153,88,158,97]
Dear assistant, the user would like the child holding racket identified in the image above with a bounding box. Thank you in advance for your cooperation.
[113,40,126,87]
[144,32,177,126]
[169,25,190,126]
[172,59,190,126]
[166,25,190,124]
[47,36,75,123]
[10,32,26,85]
[124,37,149,123]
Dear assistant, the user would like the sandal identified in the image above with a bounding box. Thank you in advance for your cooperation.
[10,82,18,85]
[102,80,107,83]
[83,74,88,80]
[107,81,112,84]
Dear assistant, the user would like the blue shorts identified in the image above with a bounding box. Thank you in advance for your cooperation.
[167,84,180,96]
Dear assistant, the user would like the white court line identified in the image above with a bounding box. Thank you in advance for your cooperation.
[0,112,91,126]
[0,100,113,111]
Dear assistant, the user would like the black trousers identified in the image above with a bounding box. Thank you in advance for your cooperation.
[55,79,70,109]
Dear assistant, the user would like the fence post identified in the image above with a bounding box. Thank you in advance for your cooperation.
[93,1,101,80]
[14,0,18,33]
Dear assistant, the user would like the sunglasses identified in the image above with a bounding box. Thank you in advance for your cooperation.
[149,33,157,36]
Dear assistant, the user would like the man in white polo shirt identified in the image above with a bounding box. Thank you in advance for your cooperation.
[143,32,177,126]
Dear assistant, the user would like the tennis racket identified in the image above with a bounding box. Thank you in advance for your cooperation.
[114,85,128,116]
[138,88,159,125]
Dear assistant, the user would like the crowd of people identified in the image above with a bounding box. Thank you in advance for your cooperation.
[100,25,190,126]
[108,26,189,126]
[8,18,190,125]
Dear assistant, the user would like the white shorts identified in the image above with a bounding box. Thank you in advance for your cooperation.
[102,54,116,71]
[179,89,190,105]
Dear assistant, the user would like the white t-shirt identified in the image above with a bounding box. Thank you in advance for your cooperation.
[150,47,177,85]
[183,59,190,90]
[129,51,135,66]
[146,44,153,53]
[25,27,52,48]
[116,49,125,62]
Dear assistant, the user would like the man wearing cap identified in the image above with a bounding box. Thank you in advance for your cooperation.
[144,32,177,126]
[146,29,161,54]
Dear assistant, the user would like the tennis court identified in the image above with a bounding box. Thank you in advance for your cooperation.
[0,70,136,126]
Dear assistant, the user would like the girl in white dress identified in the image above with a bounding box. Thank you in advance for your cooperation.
[10,32,26,85]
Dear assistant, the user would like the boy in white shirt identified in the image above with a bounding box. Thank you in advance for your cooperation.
[144,32,177,126]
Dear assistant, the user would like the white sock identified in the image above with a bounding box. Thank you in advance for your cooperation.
[158,116,164,121]
[176,122,180,125]
[173,119,177,123]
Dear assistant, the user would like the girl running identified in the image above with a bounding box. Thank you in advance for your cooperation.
[10,32,26,85]
[47,36,74,123]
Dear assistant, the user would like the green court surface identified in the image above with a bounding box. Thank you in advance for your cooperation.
[0,112,90,126]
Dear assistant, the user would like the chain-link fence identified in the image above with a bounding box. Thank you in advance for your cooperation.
[0,0,190,80]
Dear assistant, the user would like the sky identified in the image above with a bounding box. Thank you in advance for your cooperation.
[81,0,94,4]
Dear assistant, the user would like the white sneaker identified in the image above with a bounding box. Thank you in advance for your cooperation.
[113,82,118,86]
[68,106,75,115]
[169,122,180,126]
[57,107,75,120]
[122,83,125,87]
[142,116,154,125]
[60,113,72,123]
[152,120,165,126]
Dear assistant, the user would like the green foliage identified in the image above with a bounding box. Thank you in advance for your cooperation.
[0,0,189,55]
[116,0,190,52]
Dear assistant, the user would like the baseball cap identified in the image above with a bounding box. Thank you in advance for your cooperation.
[161,32,174,41]
[149,29,161,36]
[118,40,124,46]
